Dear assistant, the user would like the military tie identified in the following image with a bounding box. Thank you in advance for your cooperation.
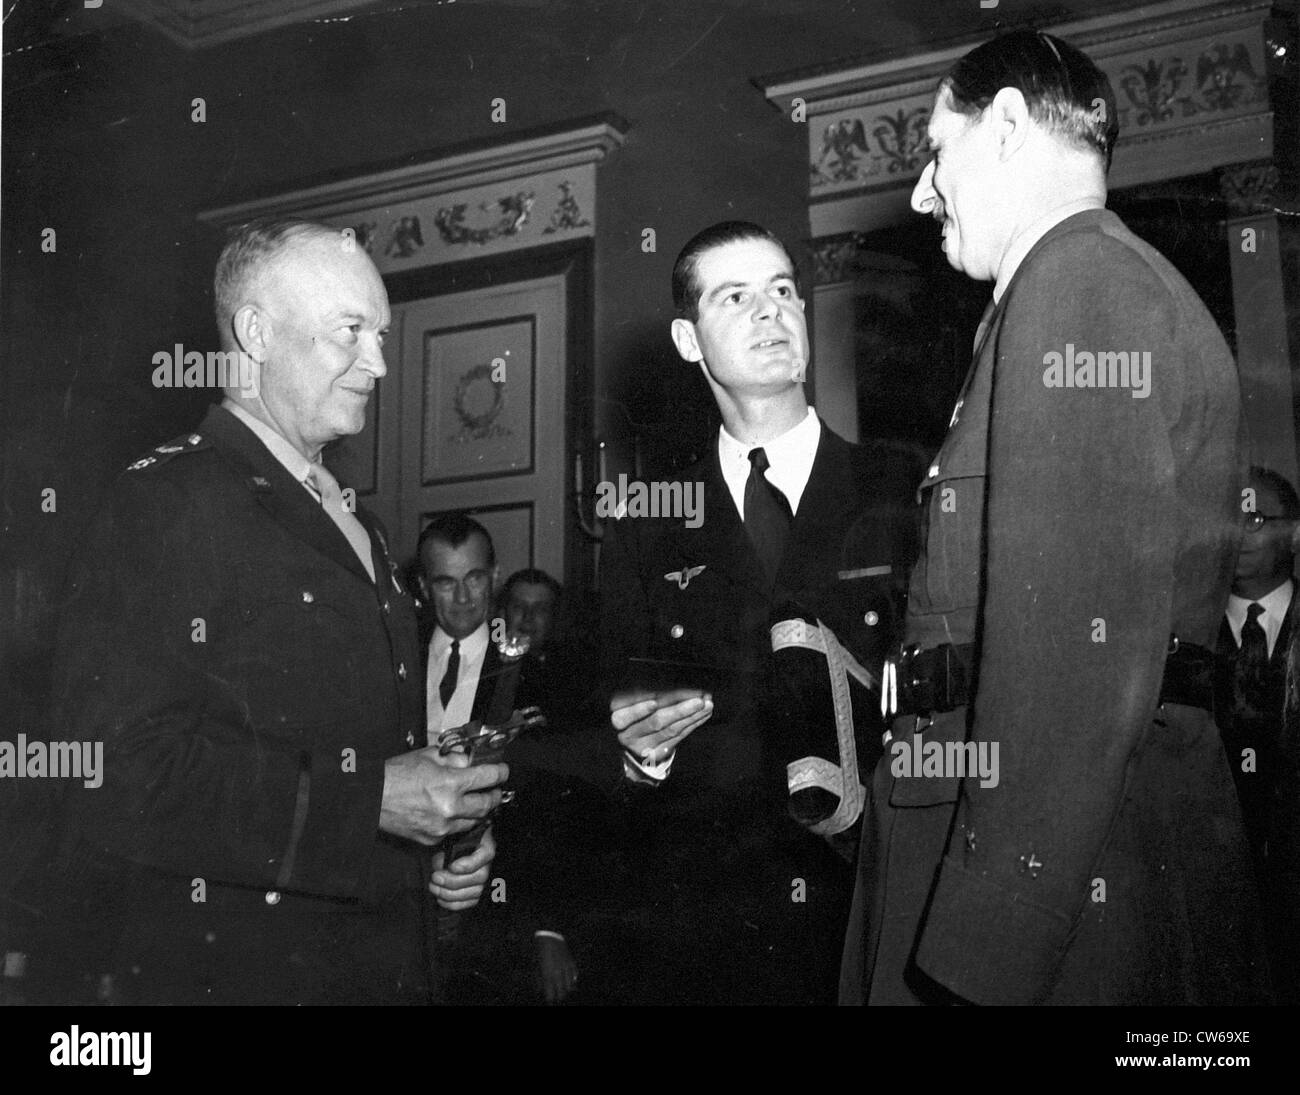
[972,299,997,358]
[306,463,375,582]
[744,446,793,585]
[439,639,461,711]
[1234,602,1269,718]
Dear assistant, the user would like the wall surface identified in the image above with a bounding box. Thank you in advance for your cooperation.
[0,0,1214,716]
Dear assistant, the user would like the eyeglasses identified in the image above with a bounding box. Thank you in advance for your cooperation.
[429,571,491,596]
[1243,512,1294,532]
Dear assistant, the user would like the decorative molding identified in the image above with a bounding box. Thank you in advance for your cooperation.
[1220,158,1282,215]
[810,232,869,286]
[759,0,1278,238]
[116,0,384,50]
[199,119,625,272]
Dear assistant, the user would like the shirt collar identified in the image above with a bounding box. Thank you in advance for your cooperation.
[717,406,821,517]
[222,398,316,491]
[718,405,819,471]
[993,199,1106,303]
[1228,578,1295,626]
[431,621,490,662]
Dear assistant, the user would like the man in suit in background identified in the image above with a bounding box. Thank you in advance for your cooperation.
[1217,465,1300,1000]
[45,217,505,1005]
[601,220,918,1004]
[1218,466,1299,859]
[416,518,580,1002]
[842,29,1266,1006]
[417,513,503,737]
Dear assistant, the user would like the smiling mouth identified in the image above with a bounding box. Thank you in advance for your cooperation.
[753,338,787,350]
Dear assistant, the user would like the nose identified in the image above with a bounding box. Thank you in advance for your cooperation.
[452,581,471,605]
[753,289,782,321]
[911,158,938,216]
[358,334,388,379]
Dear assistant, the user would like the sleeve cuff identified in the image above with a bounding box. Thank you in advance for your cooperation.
[622,748,675,785]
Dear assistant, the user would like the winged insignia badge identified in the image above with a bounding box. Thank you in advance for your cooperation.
[664,565,706,590]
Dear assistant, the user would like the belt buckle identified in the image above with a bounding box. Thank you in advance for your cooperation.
[881,644,922,745]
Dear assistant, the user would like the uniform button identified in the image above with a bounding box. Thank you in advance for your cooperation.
[382,601,390,613]
[927,463,940,479]
[204,932,217,944]
[397,662,408,680]
[301,590,314,604]
[864,611,879,626]
[406,731,416,747]
[265,891,281,906]
[670,624,685,639]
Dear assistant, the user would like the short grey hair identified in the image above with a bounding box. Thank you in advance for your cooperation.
[213,216,342,339]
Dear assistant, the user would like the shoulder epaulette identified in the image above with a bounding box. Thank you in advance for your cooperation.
[125,432,211,472]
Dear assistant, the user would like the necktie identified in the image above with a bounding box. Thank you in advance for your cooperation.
[306,463,375,582]
[1234,602,1269,717]
[744,447,792,585]
[972,299,997,359]
[440,639,461,710]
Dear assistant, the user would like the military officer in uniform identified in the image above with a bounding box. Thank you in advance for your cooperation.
[49,217,507,1005]
[841,30,1267,1005]
[601,221,918,1004]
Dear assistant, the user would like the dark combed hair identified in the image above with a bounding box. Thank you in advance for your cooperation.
[942,29,1120,171]
[502,567,563,602]
[1250,465,1300,519]
[417,512,496,568]
[213,216,342,336]
[671,220,800,322]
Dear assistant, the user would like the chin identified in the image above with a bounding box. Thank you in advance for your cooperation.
[333,412,367,438]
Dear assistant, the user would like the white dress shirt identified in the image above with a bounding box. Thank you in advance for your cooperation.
[426,621,490,735]
[1225,579,1294,659]
[717,405,821,520]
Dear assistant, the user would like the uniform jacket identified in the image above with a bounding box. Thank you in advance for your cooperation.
[50,404,428,1004]
[843,208,1267,1006]
[597,422,918,1004]
[600,424,919,796]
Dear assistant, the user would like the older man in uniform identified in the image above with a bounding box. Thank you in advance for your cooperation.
[48,218,506,1005]
[841,30,1268,1005]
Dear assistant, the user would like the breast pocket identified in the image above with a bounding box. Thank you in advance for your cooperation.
[915,465,985,616]
[227,596,364,735]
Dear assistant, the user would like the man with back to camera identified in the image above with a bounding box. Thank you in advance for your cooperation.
[47,217,506,1005]
[840,29,1268,1005]
[601,220,919,1004]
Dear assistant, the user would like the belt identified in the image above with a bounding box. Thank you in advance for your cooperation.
[881,634,1216,723]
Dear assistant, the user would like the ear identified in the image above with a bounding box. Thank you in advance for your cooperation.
[670,317,704,364]
[232,303,272,363]
[989,86,1032,163]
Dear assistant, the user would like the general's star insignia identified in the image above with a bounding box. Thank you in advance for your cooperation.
[664,565,706,590]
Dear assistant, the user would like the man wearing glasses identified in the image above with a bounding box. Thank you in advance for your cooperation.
[1218,466,1300,1002]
